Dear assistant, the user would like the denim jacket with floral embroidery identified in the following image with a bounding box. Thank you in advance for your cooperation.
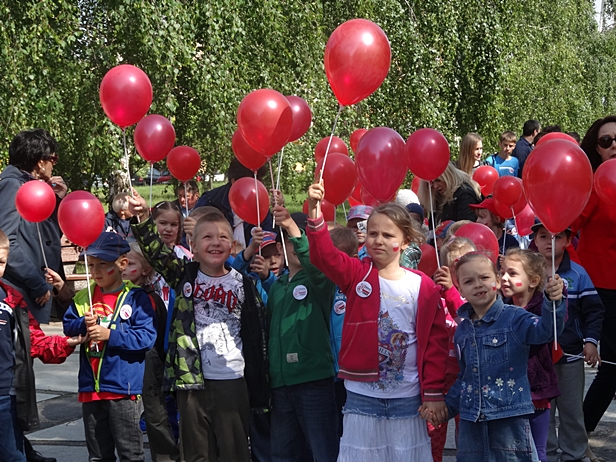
[445,296,565,422]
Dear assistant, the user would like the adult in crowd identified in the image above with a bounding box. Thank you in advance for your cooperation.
[512,119,540,177]
[0,129,66,323]
[575,116,616,447]
[191,158,273,248]
[456,132,483,175]
[173,179,200,217]
[418,161,481,226]
[0,128,66,462]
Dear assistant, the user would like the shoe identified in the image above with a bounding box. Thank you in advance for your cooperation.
[26,449,57,462]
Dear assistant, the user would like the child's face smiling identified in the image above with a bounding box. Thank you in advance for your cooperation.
[457,258,500,316]
[155,210,180,247]
[191,221,232,275]
[365,213,407,268]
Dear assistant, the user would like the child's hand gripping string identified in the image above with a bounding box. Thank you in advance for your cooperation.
[272,206,301,238]
[245,227,264,260]
[545,274,564,301]
[127,189,149,221]
[307,182,325,220]
[433,266,453,291]
[84,312,110,344]
[250,255,269,281]
[269,189,285,208]
[45,267,65,292]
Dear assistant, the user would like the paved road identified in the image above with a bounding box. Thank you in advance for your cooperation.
[28,323,616,461]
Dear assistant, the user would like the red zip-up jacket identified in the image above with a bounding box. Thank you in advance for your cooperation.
[307,215,448,402]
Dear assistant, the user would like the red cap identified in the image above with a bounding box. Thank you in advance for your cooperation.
[469,198,502,220]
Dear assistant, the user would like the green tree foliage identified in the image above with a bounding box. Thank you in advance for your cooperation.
[1,0,615,197]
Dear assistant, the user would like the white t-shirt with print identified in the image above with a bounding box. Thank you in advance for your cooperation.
[193,268,245,380]
[345,270,421,398]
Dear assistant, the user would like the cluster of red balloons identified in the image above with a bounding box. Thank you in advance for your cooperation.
[228,178,270,226]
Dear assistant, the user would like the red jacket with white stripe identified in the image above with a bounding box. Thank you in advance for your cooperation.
[307,215,448,402]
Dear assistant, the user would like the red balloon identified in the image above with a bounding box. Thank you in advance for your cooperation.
[15,181,56,223]
[167,146,201,182]
[356,127,407,202]
[134,115,176,163]
[493,195,527,220]
[348,197,362,207]
[303,199,336,222]
[232,130,267,172]
[411,176,421,194]
[99,64,152,128]
[493,176,523,207]
[523,139,593,235]
[594,159,616,207]
[406,128,451,181]
[472,166,499,196]
[316,153,358,205]
[324,19,391,106]
[535,132,579,147]
[229,178,270,226]
[417,244,438,277]
[454,222,500,262]
[360,188,380,207]
[237,89,293,158]
[286,96,312,142]
[58,191,105,248]
[315,136,349,163]
[350,129,368,153]
[515,204,535,237]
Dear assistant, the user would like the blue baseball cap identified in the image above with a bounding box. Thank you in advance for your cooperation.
[82,232,131,261]
[405,203,424,222]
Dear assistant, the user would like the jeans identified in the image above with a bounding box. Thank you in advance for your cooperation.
[457,416,539,462]
[82,398,145,462]
[584,288,616,432]
[270,378,339,462]
[0,395,25,462]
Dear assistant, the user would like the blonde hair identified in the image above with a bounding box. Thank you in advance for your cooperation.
[127,242,154,285]
[458,133,482,175]
[440,236,476,268]
[504,248,547,293]
[446,220,473,239]
[418,162,481,213]
[0,229,9,251]
[368,203,422,246]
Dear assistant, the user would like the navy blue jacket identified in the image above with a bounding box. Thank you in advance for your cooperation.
[512,137,533,178]
[556,251,604,362]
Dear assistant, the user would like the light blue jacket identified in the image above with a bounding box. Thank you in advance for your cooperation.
[446,295,565,422]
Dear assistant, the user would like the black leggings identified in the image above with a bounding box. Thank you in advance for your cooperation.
[583,288,616,432]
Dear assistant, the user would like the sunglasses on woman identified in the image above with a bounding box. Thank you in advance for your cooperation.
[597,136,616,149]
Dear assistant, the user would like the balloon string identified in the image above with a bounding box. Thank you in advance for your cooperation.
[269,160,277,228]
[184,181,193,260]
[149,163,154,209]
[84,253,98,353]
[276,147,284,192]
[551,234,558,351]
[254,172,261,257]
[123,128,134,193]
[279,226,289,269]
[564,353,616,366]
[319,104,344,183]
[342,202,347,224]
[36,223,49,270]
[428,182,441,268]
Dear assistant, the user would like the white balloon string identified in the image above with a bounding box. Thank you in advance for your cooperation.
[552,234,558,350]
[84,253,98,352]
[254,172,262,257]
[280,225,289,269]
[342,202,347,224]
[184,181,193,260]
[318,104,344,183]
[428,183,441,268]
[123,128,134,193]
[269,160,277,228]
[36,223,49,270]
[276,147,284,192]
[564,353,615,366]
[149,163,154,209]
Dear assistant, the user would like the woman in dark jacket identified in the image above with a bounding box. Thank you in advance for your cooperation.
[0,129,67,324]
[418,161,481,226]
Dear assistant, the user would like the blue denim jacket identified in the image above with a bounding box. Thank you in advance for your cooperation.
[445,295,565,422]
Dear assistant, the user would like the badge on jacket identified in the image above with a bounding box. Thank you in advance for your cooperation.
[120,305,132,320]
[356,281,372,298]
[183,282,193,298]
[293,285,308,300]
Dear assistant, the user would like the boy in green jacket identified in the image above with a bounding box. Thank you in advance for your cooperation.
[268,206,339,462]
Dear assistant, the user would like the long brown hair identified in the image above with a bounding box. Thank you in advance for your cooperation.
[368,203,422,246]
[504,248,547,294]
[458,133,482,175]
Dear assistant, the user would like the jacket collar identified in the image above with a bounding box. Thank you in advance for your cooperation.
[556,250,571,273]
[459,297,504,322]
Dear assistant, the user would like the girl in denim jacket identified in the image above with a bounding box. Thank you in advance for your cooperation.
[439,252,565,461]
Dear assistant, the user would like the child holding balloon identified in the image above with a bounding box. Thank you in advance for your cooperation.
[306,182,448,461]
[438,252,565,461]
[152,201,192,260]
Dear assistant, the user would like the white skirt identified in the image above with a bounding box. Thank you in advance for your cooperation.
[337,412,433,462]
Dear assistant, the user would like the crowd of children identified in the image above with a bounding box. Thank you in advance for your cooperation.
[2,122,614,462]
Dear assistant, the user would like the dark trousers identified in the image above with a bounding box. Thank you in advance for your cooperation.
[270,378,339,462]
[82,398,144,462]
[176,378,251,462]
[584,288,616,432]
[142,350,180,462]
[0,395,25,462]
